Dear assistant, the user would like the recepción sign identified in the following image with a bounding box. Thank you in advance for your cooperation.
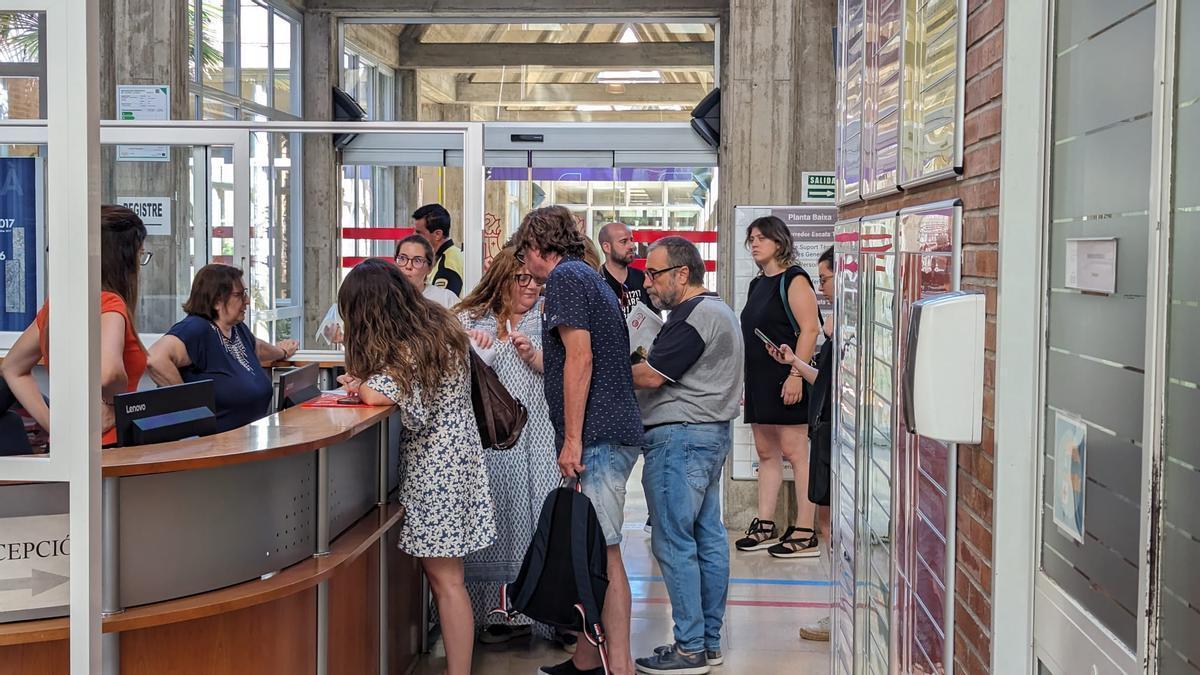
[116,197,171,236]
[0,513,70,614]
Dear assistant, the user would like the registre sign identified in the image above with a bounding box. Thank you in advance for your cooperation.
[731,205,838,481]
[116,85,170,162]
[116,197,171,236]
[801,171,837,204]
[0,514,70,614]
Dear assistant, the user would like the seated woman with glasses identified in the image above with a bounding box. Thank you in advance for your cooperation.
[2,205,151,447]
[146,264,298,433]
[453,248,559,645]
[315,234,458,347]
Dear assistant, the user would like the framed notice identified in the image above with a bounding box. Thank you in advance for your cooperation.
[1052,413,1087,544]
[1065,237,1117,295]
[116,85,170,161]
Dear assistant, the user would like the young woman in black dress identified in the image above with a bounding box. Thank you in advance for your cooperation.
[735,216,823,558]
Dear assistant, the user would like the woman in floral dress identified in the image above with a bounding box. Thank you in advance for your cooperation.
[337,258,496,675]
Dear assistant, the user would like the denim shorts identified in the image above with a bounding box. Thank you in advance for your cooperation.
[580,441,641,546]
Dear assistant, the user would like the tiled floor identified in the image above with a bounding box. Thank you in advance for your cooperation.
[414,459,832,674]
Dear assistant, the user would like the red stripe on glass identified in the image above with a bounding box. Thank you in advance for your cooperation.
[631,230,719,244]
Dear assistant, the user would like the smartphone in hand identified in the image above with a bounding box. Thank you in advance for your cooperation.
[754,328,779,352]
[336,396,361,405]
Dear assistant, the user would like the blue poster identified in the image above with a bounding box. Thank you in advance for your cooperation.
[0,158,38,331]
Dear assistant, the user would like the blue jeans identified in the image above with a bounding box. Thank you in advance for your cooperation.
[642,421,732,653]
[581,441,641,546]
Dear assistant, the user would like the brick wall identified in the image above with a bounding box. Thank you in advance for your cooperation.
[837,0,1002,672]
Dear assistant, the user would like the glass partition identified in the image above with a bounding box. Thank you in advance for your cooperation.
[1158,2,1200,669]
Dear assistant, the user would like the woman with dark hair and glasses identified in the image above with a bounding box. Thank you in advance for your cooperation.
[394,233,460,308]
[452,247,559,645]
[2,205,151,447]
[735,215,824,559]
[146,264,298,433]
[315,234,458,347]
[337,258,496,675]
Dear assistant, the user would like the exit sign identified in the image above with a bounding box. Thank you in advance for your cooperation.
[802,171,837,204]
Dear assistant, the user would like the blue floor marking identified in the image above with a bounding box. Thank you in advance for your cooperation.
[629,575,834,587]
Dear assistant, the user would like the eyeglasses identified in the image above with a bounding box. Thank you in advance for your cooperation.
[139,250,153,266]
[229,289,248,300]
[394,254,430,268]
[513,273,544,288]
[819,275,835,286]
[514,251,526,266]
[645,265,684,281]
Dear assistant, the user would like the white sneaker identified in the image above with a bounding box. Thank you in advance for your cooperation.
[799,616,831,642]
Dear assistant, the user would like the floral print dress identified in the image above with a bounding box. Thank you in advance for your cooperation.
[366,355,496,559]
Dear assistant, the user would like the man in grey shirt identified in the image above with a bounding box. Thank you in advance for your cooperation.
[630,236,744,675]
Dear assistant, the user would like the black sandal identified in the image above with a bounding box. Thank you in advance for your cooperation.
[735,518,778,551]
[767,526,820,559]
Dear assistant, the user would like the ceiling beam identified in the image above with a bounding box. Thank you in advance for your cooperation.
[455,82,708,105]
[395,40,714,68]
[313,0,725,16]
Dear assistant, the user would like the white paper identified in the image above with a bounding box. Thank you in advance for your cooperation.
[626,301,664,355]
[116,85,170,162]
[471,340,498,368]
[1065,238,1117,295]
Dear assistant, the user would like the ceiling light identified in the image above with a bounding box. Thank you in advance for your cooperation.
[595,70,662,84]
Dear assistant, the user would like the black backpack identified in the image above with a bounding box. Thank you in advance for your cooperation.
[468,349,528,450]
[492,482,612,670]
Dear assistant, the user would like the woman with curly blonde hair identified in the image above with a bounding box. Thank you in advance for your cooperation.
[337,258,496,675]
[454,248,559,644]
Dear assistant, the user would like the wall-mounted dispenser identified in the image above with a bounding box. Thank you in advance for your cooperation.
[902,290,985,444]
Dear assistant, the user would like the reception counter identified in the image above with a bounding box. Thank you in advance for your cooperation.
[0,402,423,675]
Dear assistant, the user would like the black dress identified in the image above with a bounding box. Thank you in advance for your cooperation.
[740,265,815,425]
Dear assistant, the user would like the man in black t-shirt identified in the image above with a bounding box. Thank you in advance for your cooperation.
[598,222,659,316]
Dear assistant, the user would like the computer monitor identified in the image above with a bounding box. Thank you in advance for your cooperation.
[113,380,217,447]
[277,363,320,411]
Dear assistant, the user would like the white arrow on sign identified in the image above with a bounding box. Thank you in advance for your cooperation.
[0,568,69,596]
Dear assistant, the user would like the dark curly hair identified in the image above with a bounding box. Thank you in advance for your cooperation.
[512,205,588,261]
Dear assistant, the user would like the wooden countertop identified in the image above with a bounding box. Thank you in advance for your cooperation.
[100,402,395,478]
[0,502,404,646]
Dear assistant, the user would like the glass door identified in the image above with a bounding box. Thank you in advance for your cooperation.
[1032,0,1155,671]
[830,217,861,675]
[856,213,897,675]
[99,126,250,337]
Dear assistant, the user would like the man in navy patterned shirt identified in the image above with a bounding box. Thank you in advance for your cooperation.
[513,205,644,675]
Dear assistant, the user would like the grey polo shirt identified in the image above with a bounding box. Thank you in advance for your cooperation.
[637,292,745,427]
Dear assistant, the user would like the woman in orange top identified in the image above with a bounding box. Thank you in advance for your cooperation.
[1,205,149,446]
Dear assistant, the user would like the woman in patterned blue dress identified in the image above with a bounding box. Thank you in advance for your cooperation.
[336,258,496,675]
[455,248,560,644]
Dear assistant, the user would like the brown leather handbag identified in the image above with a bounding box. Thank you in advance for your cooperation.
[468,349,528,450]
